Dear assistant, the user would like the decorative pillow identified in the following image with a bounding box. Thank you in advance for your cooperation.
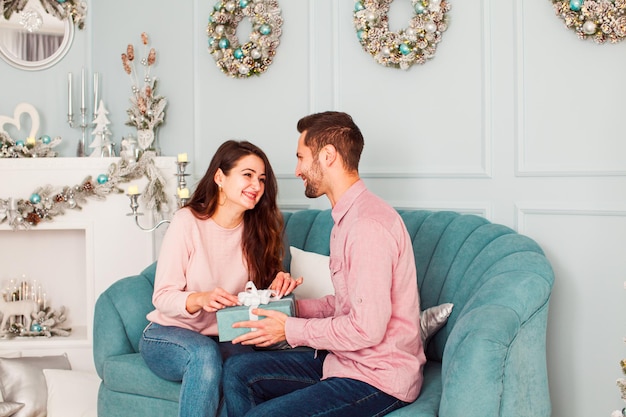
[0,353,20,403]
[0,354,71,417]
[43,369,99,417]
[0,402,24,417]
[289,246,335,299]
[420,303,454,346]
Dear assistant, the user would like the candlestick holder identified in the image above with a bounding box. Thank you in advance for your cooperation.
[127,160,191,232]
[67,107,89,157]
[126,193,171,232]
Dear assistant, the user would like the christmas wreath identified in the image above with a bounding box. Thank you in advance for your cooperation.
[551,0,626,44]
[354,0,451,70]
[206,0,283,78]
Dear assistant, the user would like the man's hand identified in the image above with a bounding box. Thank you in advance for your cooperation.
[231,308,289,347]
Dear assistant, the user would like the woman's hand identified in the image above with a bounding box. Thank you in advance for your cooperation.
[270,271,303,298]
[186,288,240,313]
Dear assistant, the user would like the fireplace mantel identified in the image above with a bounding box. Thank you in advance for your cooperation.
[0,156,177,370]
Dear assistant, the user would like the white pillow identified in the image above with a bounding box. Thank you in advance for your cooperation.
[43,369,100,417]
[289,246,453,345]
[289,246,334,299]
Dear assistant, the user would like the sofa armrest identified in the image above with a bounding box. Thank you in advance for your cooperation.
[440,303,551,417]
[93,290,138,378]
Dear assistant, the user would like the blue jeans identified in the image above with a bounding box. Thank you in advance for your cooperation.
[139,322,254,417]
[222,350,409,417]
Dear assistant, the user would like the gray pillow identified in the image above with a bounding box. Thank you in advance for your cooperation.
[420,303,454,346]
[0,402,24,417]
[0,354,71,417]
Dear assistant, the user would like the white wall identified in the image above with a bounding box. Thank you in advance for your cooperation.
[1,0,625,415]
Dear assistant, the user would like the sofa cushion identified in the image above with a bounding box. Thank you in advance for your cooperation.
[101,354,180,402]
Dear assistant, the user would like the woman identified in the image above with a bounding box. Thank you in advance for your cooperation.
[139,140,301,417]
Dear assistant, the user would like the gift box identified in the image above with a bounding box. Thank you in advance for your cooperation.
[217,293,296,342]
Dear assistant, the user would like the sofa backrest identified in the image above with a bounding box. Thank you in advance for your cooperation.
[95,209,553,373]
[282,209,554,362]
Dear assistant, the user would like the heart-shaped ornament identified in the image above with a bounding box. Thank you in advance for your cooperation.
[0,102,40,140]
[137,129,154,150]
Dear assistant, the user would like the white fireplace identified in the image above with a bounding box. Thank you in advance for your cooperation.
[0,156,177,371]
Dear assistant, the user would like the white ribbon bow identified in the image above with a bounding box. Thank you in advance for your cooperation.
[237,282,282,330]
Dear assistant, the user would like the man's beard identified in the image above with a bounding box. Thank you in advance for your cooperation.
[303,160,323,198]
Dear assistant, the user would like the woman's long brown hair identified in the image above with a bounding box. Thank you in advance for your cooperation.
[186,140,283,289]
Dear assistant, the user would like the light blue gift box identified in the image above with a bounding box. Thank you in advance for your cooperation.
[216,294,296,342]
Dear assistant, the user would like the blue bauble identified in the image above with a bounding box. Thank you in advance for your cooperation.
[16,140,25,147]
[56,0,67,3]
[214,1,223,11]
[357,30,365,41]
[239,0,249,7]
[354,1,365,12]
[414,3,425,14]
[569,0,583,11]
[41,135,51,144]
[97,174,109,184]
[399,43,411,55]
[218,38,230,49]
[31,322,42,332]
[208,36,215,47]
[30,193,41,204]
[259,24,272,36]
[234,48,244,59]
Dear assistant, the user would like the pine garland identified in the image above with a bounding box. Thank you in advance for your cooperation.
[0,151,171,230]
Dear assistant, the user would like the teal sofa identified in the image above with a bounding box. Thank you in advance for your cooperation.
[93,209,554,417]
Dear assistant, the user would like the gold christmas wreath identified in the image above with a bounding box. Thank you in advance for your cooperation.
[354,0,451,70]
[207,0,283,78]
[551,0,626,43]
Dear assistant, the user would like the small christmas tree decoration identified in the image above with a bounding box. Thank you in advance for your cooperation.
[89,100,114,157]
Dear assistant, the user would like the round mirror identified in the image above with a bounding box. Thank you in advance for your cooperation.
[0,1,74,71]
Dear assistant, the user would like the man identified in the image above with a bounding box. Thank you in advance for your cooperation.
[222,111,425,417]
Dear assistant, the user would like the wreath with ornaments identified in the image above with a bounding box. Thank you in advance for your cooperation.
[354,0,451,70]
[552,0,626,43]
[207,0,283,78]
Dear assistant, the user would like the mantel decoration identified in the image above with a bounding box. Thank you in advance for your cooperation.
[353,0,451,70]
[0,131,61,158]
[1,0,87,29]
[122,32,167,155]
[1,279,70,338]
[206,0,283,78]
[0,151,170,230]
[0,102,62,158]
[551,0,626,43]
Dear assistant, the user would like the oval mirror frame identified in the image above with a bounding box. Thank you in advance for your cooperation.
[0,14,74,71]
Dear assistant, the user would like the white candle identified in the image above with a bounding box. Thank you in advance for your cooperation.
[67,72,73,116]
[93,72,99,114]
[81,67,85,110]
[177,188,190,199]
[127,185,139,195]
[177,153,188,163]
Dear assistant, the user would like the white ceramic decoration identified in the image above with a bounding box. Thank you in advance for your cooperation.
[0,102,41,140]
